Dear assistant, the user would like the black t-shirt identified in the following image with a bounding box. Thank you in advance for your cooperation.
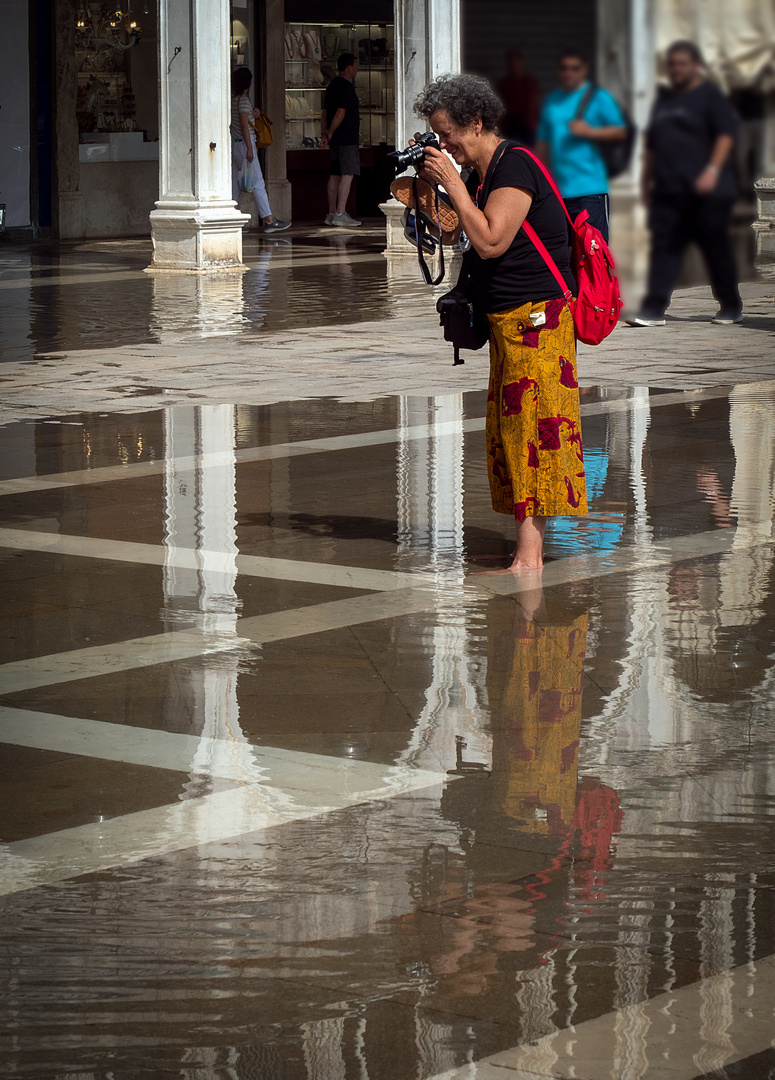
[324,76,360,147]
[646,81,738,198]
[469,144,576,313]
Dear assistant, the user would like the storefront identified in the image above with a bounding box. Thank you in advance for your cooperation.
[230,0,396,222]
[73,0,159,235]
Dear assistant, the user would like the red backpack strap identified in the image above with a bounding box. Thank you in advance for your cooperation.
[512,145,573,227]
[521,220,573,300]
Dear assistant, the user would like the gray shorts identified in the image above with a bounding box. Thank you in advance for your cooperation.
[330,144,361,177]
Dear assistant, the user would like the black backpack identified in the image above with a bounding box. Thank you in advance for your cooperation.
[576,84,636,179]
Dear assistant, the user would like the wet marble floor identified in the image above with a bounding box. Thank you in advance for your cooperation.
[0,213,761,367]
[2,383,775,1079]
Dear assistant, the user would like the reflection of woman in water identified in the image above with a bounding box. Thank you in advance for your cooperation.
[431,588,623,1013]
[486,589,622,896]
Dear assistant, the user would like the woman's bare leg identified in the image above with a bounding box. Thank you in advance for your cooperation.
[511,515,546,571]
[474,515,546,577]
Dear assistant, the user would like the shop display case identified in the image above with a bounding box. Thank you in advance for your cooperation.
[284,21,394,149]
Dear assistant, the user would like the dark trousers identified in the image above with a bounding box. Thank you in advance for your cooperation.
[642,194,741,317]
[565,193,610,243]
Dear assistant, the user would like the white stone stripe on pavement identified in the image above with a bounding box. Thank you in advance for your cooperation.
[0,586,442,695]
[0,527,758,695]
[0,705,444,800]
[0,527,419,592]
[0,770,451,898]
[428,954,775,1080]
[0,384,738,497]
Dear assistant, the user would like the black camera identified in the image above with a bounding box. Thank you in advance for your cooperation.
[388,132,441,172]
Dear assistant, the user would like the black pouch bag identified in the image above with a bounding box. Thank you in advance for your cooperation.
[436,256,490,365]
[435,140,510,365]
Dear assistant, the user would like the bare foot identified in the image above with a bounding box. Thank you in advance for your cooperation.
[473,562,543,578]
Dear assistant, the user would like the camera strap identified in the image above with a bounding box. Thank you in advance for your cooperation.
[413,176,445,286]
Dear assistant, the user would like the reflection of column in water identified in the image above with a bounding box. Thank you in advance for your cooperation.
[694,876,736,1076]
[395,394,491,772]
[413,1015,459,1078]
[151,272,248,341]
[161,405,266,802]
[396,395,464,574]
[180,1043,239,1080]
[301,1017,346,1080]
[514,959,559,1059]
[721,383,775,623]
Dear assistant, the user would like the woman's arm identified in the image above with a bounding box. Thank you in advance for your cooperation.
[419,147,532,260]
[239,109,254,162]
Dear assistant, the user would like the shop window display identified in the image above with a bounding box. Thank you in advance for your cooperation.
[75,1,160,163]
[284,22,395,149]
[75,3,142,136]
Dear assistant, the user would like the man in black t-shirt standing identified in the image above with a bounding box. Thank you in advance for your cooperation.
[627,40,742,327]
[321,53,362,227]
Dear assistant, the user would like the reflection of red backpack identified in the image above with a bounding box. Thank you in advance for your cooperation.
[515,147,623,346]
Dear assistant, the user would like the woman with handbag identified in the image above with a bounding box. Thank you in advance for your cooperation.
[415,73,587,574]
[231,67,290,233]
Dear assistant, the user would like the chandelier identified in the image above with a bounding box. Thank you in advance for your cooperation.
[76,3,142,49]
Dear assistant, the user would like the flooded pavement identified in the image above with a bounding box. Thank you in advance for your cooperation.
[0,215,761,366]
[2,383,775,1079]
[0,225,435,364]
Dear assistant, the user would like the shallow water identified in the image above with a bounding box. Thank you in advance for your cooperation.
[0,215,763,365]
[2,379,775,1078]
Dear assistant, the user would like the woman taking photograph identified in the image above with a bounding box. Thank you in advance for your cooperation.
[231,67,290,233]
[415,74,587,574]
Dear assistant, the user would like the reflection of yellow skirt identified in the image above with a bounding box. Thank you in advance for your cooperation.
[486,299,587,521]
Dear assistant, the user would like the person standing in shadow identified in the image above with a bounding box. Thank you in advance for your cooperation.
[231,67,291,234]
[321,52,363,228]
[626,41,743,327]
[496,51,541,145]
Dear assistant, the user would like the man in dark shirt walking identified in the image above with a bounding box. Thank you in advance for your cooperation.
[627,40,742,327]
[321,53,362,227]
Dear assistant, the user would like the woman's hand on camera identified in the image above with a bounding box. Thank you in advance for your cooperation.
[418,146,456,188]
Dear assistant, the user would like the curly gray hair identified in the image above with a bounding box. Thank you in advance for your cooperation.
[414,73,502,131]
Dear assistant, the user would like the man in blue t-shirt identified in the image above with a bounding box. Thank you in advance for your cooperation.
[536,49,627,241]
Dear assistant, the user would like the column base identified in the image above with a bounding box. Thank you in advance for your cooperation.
[379,197,416,254]
[754,177,775,228]
[147,203,251,273]
[58,192,86,240]
[266,178,292,223]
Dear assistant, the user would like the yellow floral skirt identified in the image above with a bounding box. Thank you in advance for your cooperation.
[486,298,587,521]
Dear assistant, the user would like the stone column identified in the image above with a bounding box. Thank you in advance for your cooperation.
[753,95,775,264]
[54,0,85,238]
[149,0,249,272]
[597,0,656,194]
[380,0,461,253]
[597,0,656,300]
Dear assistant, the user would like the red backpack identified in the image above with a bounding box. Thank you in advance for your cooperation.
[515,147,623,346]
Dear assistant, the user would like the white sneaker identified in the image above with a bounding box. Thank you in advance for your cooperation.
[331,212,362,227]
[324,213,335,225]
[711,309,744,325]
[263,219,291,233]
[625,314,666,327]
